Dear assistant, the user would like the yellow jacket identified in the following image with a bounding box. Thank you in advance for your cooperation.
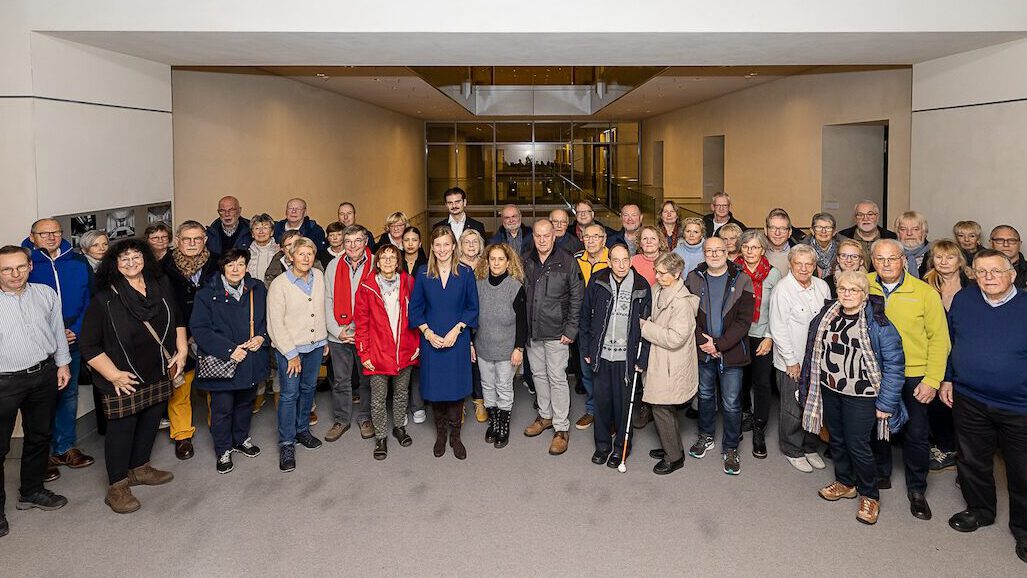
[867,272,951,388]
[575,248,610,286]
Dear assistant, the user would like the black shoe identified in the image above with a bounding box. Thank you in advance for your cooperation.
[216,451,234,474]
[0,511,8,537]
[607,453,624,469]
[232,438,261,458]
[752,427,767,459]
[877,477,892,490]
[948,509,994,532]
[591,449,609,465]
[279,445,296,472]
[574,382,586,395]
[495,409,511,449]
[295,431,322,450]
[653,456,685,475]
[1017,539,1027,564]
[741,412,753,432]
[649,448,666,460]
[908,492,932,520]
[684,407,699,419]
[392,426,413,447]
[43,466,60,483]
[174,438,195,460]
[373,438,388,461]
[485,407,497,444]
[16,488,68,511]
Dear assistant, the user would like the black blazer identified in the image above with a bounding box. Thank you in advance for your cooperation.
[433,216,487,239]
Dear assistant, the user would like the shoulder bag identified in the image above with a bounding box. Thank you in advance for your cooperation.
[196,291,254,380]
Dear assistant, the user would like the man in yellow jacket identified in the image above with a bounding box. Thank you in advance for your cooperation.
[867,239,950,522]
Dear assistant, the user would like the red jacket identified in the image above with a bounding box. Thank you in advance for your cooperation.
[354,272,420,376]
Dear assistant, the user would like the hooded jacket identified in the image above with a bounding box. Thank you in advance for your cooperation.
[684,261,755,368]
[21,238,91,338]
[354,272,420,376]
[579,268,651,384]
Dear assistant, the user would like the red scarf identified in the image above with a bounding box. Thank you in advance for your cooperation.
[334,247,374,326]
[735,255,772,323]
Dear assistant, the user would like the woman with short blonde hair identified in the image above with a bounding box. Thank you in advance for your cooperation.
[377,211,409,250]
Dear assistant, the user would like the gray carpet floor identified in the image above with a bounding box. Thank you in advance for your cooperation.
[3,386,1022,577]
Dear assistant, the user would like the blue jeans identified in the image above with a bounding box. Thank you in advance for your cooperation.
[51,348,81,455]
[276,350,321,446]
[698,359,743,451]
[579,347,594,415]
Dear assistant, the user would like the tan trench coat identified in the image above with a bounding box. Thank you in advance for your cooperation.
[640,279,700,405]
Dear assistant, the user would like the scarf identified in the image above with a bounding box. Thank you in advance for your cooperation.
[172,247,211,280]
[222,275,244,301]
[904,242,931,278]
[113,274,165,322]
[734,255,772,322]
[663,222,682,248]
[333,248,372,326]
[801,301,885,437]
[85,254,102,272]
[807,238,839,277]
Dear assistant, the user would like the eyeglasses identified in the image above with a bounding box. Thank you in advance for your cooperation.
[148,234,170,242]
[576,210,594,216]
[855,212,878,219]
[551,220,569,226]
[378,254,397,262]
[180,236,205,244]
[344,239,365,247]
[582,234,605,241]
[836,287,865,295]
[217,208,239,214]
[0,264,29,276]
[767,226,790,233]
[812,225,834,232]
[741,245,763,252]
[838,253,862,261]
[872,256,902,265]
[704,249,726,256]
[654,269,675,277]
[32,230,62,238]
[974,268,1013,278]
[117,254,144,265]
[712,204,730,209]
[991,237,1021,246]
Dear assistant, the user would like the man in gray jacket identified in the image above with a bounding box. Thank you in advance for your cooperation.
[521,219,584,456]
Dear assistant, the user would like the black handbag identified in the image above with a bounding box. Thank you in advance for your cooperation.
[196,291,253,380]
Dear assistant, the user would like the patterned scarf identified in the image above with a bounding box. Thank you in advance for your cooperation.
[172,247,211,280]
[663,222,682,248]
[801,301,884,436]
[808,238,839,277]
[734,255,772,322]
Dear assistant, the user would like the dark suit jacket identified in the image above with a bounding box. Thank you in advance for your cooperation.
[433,216,487,239]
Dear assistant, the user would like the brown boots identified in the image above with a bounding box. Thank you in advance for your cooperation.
[127,463,174,486]
[105,479,141,514]
[433,403,448,457]
[448,402,466,460]
[432,401,466,459]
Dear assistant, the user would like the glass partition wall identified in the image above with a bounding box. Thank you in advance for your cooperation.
[426,121,643,229]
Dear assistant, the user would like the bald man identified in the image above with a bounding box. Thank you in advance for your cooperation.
[206,195,252,255]
[273,197,326,250]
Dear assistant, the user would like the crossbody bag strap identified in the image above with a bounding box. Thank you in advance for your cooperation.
[112,285,174,362]
[249,290,255,338]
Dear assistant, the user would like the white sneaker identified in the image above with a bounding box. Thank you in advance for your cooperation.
[805,452,826,470]
[787,455,814,473]
[158,418,170,430]
[412,410,426,424]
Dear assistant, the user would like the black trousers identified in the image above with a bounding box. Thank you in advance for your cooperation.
[741,336,775,425]
[105,401,166,485]
[873,376,931,493]
[471,360,483,400]
[0,362,57,508]
[593,359,630,455]
[822,387,879,500]
[928,396,957,453]
[209,388,256,457]
[953,391,1027,540]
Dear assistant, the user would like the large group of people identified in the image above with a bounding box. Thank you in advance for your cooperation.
[1,189,1024,565]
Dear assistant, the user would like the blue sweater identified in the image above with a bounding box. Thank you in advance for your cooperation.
[945,287,1027,414]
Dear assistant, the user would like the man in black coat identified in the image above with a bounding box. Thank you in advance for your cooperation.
[433,187,486,239]
[702,192,747,238]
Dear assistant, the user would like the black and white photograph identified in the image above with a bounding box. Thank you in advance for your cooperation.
[105,208,136,239]
[69,214,97,247]
[147,203,172,225]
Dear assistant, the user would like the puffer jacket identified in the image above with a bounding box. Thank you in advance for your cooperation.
[684,261,755,368]
[523,248,585,341]
[354,272,420,376]
[579,268,651,384]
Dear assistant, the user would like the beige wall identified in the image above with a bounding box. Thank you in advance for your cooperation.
[172,70,425,235]
[642,69,912,228]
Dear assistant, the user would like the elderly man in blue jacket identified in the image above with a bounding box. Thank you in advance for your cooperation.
[22,219,95,478]
[206,195,252,255]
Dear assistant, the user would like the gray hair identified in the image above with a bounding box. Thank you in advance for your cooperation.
[870,238,905,256]
[78,230,108,251]
[250,213,275,228]
[787,243,817,264]
[810,212,837,229]
[654,252,685,277]
[176,220,206,236]
[834,270,869,294]
[738,229,769,251]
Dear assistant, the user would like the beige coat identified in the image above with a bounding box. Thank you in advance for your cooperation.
[640,279,700,405]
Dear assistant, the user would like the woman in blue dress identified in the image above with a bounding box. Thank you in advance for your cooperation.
[409,226,479,460]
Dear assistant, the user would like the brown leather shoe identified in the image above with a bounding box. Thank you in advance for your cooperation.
[105,479,141,514]
[819,481,858,502]
[51,448,95,469]
[174,438,194,460]
[127,463,174,486]
[358,420,375,439]
[574,413,594,430]
[43,466,61,483]
[549,431,569,455]
[325,422,350,442]
[857,496,880,525]
[523,416,554,437]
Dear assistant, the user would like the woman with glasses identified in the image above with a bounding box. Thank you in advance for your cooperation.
[802,212,843,278]
[376,211,408,251]
[144,222,172,262]
[458,229,488,423]
[734,230,783,458]
[798,270,906,525]
[80,239,185,513]
[825,240,869,298]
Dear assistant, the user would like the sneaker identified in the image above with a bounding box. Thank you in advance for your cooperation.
[930,449,957,472]
[216,450,234,474]
[575,413,594,430]
[16,488,68,511]
[358,420,375,439]
[412,410,427,424]
[818,481,858,501]
[857,496,880,525]
[787,455,814,473]
[325,422,350,442]
[158,418,170,430]
[723,449,741,475]
[805,452,826,470]
[279,445,296,472]
[296,431,322,450]
[688,434,714,459]
[232,438,261,458]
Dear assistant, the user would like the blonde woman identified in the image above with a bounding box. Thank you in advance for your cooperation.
[952,220,983,265]
[376,211,408,250]
[673,217,706,276]
[824,239,868,298]
[719,223,743,262]
[458,228,488,422]
[631,225,669,286]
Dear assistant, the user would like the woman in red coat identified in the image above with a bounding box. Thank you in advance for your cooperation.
[355,244,420,460]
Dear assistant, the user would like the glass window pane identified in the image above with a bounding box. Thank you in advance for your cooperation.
[496,144,533,205]
[572,122,612,143]
[454,145,495,206]
[533,122,572,143]
[495,122,533,142]
[455,123,494,144]
[426,123,455,143]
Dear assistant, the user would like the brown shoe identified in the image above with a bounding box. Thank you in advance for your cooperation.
[252,394,266,414]
[575,413,594,430]
[523,416,554,437]
[51,448,95,469]
[325,422,350,442]
[309,411,318,426]
[819,481,858,502]
[473,399,488,423]
[105,479,141,514]
[857,496,880,525]
[43,466,61,483]
[549,431,569,455]
[358,420,375,439]
[128,463,174,486]
[174,438,194,460]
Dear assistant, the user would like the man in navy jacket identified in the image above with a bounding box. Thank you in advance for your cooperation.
[273,197,326,250]
[206,195,252,255]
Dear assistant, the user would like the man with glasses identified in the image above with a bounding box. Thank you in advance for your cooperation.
[685,237,755,475]
[839,200,897,259]
[550,208,584,254]
[764,208,799,272]
[573,224,611,429]
[940,249,1027,565]
[274,197,326,250]
[703,192,747,238]
[324,226,376,442]
[867,238,950,521]
[0,246,71,538]
[989,225,1027,290]
[433,187,486,240]
[21,219,94,480]
[205,195,251,255]
[163,221,220,460]
[573,200,613,242]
